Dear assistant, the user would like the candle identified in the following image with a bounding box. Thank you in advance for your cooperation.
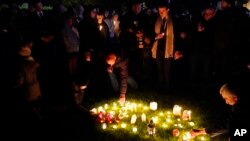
[121,123,127,128]
[182,132,192,141]
[102,123,107,129]
[132,127,137,133]
[131,114,137,124]
[173,105,182,116]
[104,104,108,109]
[99,25,103,31]
[182,110,192,121]
[90,108,97,114]
[150,102,157,111]
[141,113,146,122]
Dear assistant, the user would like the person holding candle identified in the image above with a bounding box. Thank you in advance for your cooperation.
[119,0,151,83]
[96,9,110,53]
[151,1,175,91]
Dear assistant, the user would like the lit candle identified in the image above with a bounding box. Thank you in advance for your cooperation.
[182,132,192,141]
[98,106,104,113]
[173,105,182,116]
[90,108,97,114]
[150,102,157,111]
[104,104,108,109]
[182,110,192,121]
[152,116,158,123]
[121,123,127,128]
[99,25,103,31]
[132,127,137,133]
[131,114,137,124]
[112,125,117,129]
[162,123,168,128]
[131,103,137,111]
[102,123,107,129]
[189,122,195,126]
[141,113,146,122]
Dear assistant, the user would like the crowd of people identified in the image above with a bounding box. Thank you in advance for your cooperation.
[0,0,249,140]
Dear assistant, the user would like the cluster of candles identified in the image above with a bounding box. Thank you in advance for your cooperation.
[90,101,208,140]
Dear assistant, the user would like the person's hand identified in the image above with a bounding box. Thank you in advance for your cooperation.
[174,51,183,60]
[190,128,206,138]
[85,51,91,62]
[127,28,134,33]
[41,35,54,43]
[119,94,126,106]
[155,33,165,40]
[107,66,113,73]
[179,32,187,39]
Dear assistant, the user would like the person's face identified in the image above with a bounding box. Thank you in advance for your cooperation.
[104,11,109,18]
[36,2,43,12]
[97,14,104,22]
[221,0,231,10]
[113,14,119,21]
[67,18,74,26]
[221,92,238,106]
[132,3,142,15]
[158,7,169,19]
[203,8,215,21]
[90,9,97,19]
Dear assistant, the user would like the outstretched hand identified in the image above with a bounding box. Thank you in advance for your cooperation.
[119,94,126,106]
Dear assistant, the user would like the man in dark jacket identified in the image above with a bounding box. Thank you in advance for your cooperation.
[219,78,250,141]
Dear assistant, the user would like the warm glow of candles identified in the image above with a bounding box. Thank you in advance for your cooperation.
[112,125,117,129]
[90,108,97,114]
[189,122,195,126]
[173,105,182,116]
[104,104,108,109]
[132,127,137,133]
[152,116,158,123]
[182,110,192,121]
[102,123,107,129]
[131,103,137,111]
[98,106,104,113]
[131,114,137,124]
[99,25,103,31]
[166,118,172,123]
[150,102,157,111]
[182,132,192,141]
[178,123,183,128]
[141,113,146,122]
[162,123,168,128]
[121,123,127,128]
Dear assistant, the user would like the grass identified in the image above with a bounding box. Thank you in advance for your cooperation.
[82,80,231,141]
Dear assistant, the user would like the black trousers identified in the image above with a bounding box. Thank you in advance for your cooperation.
[155,57,173,89]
